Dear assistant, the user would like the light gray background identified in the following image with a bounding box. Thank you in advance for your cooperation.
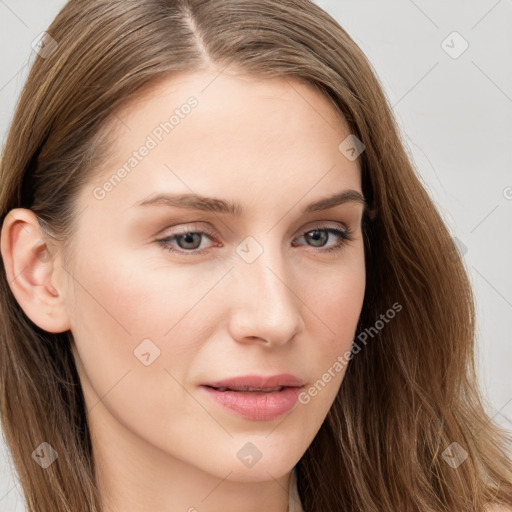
[1,0,511,509]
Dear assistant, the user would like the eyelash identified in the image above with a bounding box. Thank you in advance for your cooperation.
[156,224,354,256]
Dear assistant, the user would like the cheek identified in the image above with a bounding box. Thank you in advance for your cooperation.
[305,248,366,341]
[66,252,217,450]
[66,249,230,404]
[68,245,222,342]
[296,252,365,406]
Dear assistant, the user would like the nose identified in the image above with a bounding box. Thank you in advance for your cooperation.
[227,242,305,347]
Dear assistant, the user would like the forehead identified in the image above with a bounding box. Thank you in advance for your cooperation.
[79,69,362,218]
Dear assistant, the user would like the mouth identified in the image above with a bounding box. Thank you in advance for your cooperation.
[199,375,305,421]
[201,373,305,390]
[204,385,288,393]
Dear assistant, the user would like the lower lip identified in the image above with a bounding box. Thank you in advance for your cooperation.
[200,386,303,421]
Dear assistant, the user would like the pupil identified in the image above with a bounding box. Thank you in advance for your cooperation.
[178,233,201,249]
[306,229,327,247]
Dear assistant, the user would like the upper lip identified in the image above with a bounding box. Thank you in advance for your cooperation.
[201,374,305,391]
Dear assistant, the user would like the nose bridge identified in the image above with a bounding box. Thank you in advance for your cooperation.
[228,235,303,344]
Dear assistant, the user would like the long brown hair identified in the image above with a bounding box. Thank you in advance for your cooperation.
[1,1,511,511]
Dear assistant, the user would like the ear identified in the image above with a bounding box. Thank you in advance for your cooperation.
[0,208,71,333]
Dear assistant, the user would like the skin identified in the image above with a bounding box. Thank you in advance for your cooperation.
[1,68,366,512]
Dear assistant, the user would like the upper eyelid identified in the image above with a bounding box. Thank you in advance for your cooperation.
[159,222,351,246]
[162,219,351,236]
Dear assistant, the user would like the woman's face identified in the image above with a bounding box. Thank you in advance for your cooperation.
[56,69,366,492]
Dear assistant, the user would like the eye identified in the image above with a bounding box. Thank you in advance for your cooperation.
[293,225,354,254]
[157,226,218,255]
[156,224,354,256]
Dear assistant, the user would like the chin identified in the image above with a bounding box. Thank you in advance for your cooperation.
[212,437,302,482]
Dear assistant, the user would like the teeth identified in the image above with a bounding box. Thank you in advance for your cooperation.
[214,386,284,392]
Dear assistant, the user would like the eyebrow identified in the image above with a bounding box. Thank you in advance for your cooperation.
[134,189,367,216]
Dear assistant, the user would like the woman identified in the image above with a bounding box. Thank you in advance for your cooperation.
[0,1,511,511]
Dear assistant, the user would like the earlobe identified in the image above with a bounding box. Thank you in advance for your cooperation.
[0,208,71,333]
